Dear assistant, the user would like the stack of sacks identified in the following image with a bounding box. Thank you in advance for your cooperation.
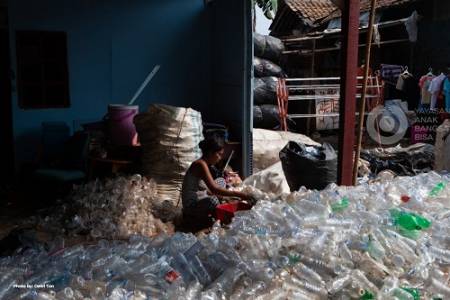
[253,33,286,129]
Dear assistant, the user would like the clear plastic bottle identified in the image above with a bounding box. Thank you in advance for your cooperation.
[327,273,351,295]
[291,262,325,287]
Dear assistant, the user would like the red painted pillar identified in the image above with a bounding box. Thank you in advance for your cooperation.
[338,0,360,186]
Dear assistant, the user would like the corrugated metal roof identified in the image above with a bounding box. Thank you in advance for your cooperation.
[283,0,418,25]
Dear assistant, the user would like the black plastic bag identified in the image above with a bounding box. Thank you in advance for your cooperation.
[280,141,337,191]
[253,105,280,129]
[254,57,285,78]
[253,105,264,128]
[360,144,434,176]
[254,33,285,62]
[254,77,278,105]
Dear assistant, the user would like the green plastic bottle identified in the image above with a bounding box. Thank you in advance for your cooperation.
[288,254,301,265]
[390,209,431,231]
[429,182,446,197]
[400,287,420,300]
[360,290,375,300]
[331,196,350,212]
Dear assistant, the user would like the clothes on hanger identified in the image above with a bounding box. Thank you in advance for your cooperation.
[419,70,435,107]
[394,68,420,110]
[380,64,403,86]
[396,67,412,91]
[443,77,450,112]
[429,73,446,110]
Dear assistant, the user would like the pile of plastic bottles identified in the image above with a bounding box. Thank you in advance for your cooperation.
[1,172,450,299]
[34,175,175,240]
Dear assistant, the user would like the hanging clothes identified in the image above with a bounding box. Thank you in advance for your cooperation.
[404,11,419,43]
[396,71,419,110]
[429,73,446,110]
[419,73,434,107]
[443,77,450,112]
[380,64,403,86]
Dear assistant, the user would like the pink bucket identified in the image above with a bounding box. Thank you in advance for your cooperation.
[107,104,139,146]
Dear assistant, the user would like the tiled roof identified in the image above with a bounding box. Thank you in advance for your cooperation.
[325,0,418,21]
[284,0,337,25]
[283,0,418,25]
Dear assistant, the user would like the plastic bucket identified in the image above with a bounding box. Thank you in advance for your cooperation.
[215,202,252,224]
[107,104,139,146]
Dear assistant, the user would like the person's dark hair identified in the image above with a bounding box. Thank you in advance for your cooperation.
[199,134,225,156]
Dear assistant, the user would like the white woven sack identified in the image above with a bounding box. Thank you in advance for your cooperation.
[435,120,450,172]
[253,129,319,172]
[134,104,204,203]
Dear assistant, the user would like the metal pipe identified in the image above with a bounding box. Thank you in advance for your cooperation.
[288,84,380,90]
[283,38,409,55]
[286,76,365,81]
[288,95,379,100]
[289,112,369,118]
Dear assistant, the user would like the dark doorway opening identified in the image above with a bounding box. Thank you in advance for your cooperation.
[0,6,14,184]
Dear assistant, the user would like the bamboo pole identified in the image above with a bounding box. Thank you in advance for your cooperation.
[352,0,377,185]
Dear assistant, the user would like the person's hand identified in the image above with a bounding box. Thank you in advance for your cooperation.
[247,195,258,206]
[239,192,257,204]
[239,192,251,201]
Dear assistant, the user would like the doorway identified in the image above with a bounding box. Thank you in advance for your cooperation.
[0,6,14,183]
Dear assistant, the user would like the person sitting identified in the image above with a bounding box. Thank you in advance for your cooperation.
[181,135,250,230]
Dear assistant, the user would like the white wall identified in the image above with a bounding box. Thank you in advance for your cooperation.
[255,6,272,35]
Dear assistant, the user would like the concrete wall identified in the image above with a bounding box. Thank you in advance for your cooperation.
[210,0,253,175]
[8,0,213,165]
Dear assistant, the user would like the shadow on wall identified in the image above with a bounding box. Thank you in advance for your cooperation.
[14,129,41,170]
[109,0,212,114]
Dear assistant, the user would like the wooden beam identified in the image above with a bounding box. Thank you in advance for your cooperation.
[337,0,360,186]
[352,0,377,185]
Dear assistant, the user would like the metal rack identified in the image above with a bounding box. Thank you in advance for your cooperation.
[276,76,383,131]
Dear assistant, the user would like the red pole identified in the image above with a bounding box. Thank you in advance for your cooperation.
[338,0,360,186]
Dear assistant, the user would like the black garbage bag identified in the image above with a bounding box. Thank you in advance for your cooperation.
[253,105,263,128]
[254,77,278,105]
[280,142,337,191]
[253,105,280,129]
[254,57,285,78]
[360,144,434,176]
[254,33,285,62]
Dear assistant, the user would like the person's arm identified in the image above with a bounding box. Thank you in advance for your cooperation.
[194,160,250,200]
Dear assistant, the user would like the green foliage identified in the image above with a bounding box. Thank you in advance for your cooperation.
[254,0,278,20]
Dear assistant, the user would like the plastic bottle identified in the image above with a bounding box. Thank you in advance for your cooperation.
[351,270,379,296]
[367,235,386,261]
[398,287,420,300]
[331,196,350,213]
[429,182,446,197]
[287,275,328,298]
[359,289,375,300]
[327,273,352,295]
[390,209,432,231]
[429,278,450,298]
[291,262,325,287]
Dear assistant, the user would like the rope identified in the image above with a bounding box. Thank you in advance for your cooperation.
[174,109,189,208]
